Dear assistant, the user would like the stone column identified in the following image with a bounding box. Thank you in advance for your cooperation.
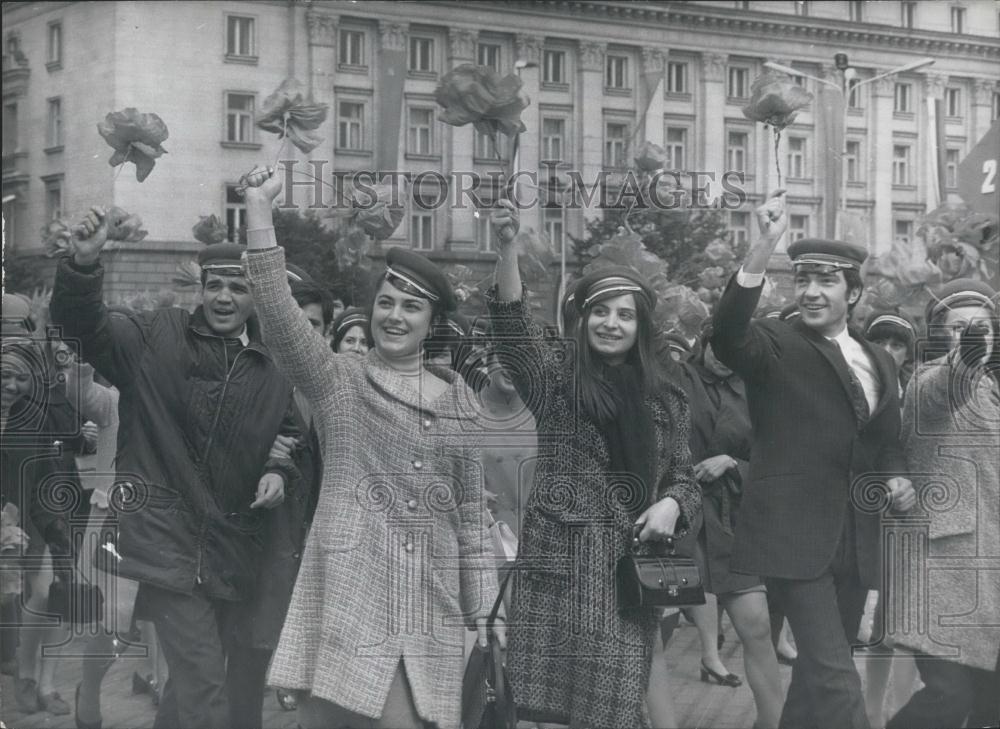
[515,34,543,234]
[700,52,727,203]
[871,73,896,257]
[971,79,996,147]
[577,41,606,226]
[447,28,477,248]
[305,11,337,162]
[640,48,665,147]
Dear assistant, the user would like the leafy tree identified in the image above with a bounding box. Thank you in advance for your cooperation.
[2,253,53,295]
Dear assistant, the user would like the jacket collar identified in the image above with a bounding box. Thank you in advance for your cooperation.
[361,351,473,420]
[189,307,271,357]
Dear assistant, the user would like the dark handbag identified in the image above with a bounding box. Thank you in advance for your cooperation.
[462,570,516,729]
[616,529,705,610]
[47,572,104,625]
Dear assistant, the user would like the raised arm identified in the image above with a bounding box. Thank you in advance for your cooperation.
[49,208,146,388]
[64,362,118,428]
[240,167,344,409]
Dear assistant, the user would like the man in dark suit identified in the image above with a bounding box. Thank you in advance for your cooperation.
[711,193,915,729]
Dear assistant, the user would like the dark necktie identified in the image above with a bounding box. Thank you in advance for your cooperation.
[830,339,870,424]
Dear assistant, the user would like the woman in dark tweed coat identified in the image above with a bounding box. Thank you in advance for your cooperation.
[487,202,701,728]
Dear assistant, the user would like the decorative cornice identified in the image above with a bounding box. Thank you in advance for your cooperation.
[702,52,727,83]
[972,78,996,105]
[922,72,948,100]
[306,11,338,47]
[578,40,605,71]
[515,34,543,65]
[379,21,407,52]
[641,47,665,75]
[448,28,477,60]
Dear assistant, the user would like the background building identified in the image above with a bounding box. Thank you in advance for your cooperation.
[3,0,999,306]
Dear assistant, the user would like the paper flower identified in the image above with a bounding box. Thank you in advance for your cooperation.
[172,260,202,290]
[97,108,169,182]
[192,215,228,246]
[350,181,405,241]
[634,141,668,172]
[106,207,148,243]
[257,79,329,154]
[742,72,814,131]
[435,64,529,139]
[41,218,75,258]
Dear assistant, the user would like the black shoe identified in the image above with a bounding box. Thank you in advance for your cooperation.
[75,683,103,729]
[276,688,298,711]
[700,660,742,687]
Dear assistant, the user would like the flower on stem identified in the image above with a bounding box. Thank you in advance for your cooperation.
[97,108,169,182]
[192,215,229,246]
[256,79,329,154]
[741,72,813,131]
[434,64,530,139]
[349,179,406,241]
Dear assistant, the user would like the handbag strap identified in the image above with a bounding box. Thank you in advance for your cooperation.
[488,568,513,625]
[629,524,675,556]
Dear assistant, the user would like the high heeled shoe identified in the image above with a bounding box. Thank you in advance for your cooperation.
[75,683,103,729]
[276,688,298,711]
[700,660,742,687]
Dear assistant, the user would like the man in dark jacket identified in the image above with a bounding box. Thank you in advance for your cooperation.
[50,207,292,729]
[711,193,915,729]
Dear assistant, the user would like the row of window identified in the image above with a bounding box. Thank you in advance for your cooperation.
[736,1,969,33]
[4,20,62,67]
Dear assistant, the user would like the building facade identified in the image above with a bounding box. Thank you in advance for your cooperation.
[2,0,999,303]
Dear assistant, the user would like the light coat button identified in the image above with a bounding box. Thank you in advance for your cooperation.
[412,459,423,470]
[422,418,432,429]
[404,542,414,553]
[407,499,418,510]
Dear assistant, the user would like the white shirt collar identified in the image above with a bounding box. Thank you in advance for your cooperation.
[237,327,249,346]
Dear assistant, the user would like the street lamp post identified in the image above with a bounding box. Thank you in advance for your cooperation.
[763,57,934,239]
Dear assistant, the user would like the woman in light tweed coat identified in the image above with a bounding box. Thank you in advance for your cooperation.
[886,283,1000,729]
[241,169,498,729]
[488,202,701,728]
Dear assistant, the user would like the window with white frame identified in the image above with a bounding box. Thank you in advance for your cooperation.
[409,37,435,73]
[225,93,254,143]
[408,108,434,156]
[543,49,565,84]
[226,16,254,57]
[951,5,965,33]
[544,206,565,254]
[901,1,916,28]
[542,118,566,161]
[474,127,505,160]
[789,214,809,241]
[794,1,808,16]
[787,136,806,179]
[478,42,501,72]
[606,55,629,90]
[47,21,62,65]
[225,185,247,242]
[337,101,364,150]
[667,61,688,94]
[945,148,960,188]
[47,97,62,147]
[604,122,628,167]
[411,212,434,251]
[945,87,962,117]
[729,211,750,248]
[848,78,863,109]
[728,66,749,98]
[44,177,62,221]
[666,127,687,170]
[849,1,863,22]
[845,140,862,182]
[727,130,748,173]
[892,145,911,185]
[894,83,911,113]
[339,29,365,66]
[894,219,913,246]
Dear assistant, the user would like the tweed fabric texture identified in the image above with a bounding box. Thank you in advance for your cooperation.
[245,248,498,729]
[486,288,701,729]
[896,355,1000,672]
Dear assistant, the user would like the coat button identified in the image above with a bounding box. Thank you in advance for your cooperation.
[412,459,423,470]
[422,418,432,429]
[407,499,418,510]
[292,551,301,560]
[405,542,414,553]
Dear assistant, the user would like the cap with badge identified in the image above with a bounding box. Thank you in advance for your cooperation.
[864,309,917,346]
[573,266,656,315]
[331,306,371,351]
[925,278,997,323]
[384,247,456,312]
[787,238,868,271]
[285,262,314,284]
[198,243,247,277]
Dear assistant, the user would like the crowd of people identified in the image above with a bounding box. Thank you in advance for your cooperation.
[1,165,998,729]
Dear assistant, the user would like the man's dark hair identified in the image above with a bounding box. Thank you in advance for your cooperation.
[844,268,863,314]
[329,282,352,308]
[290,280,335,327]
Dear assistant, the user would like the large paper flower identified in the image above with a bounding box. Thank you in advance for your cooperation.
[350,181,405,241]
[106,207,148,243]
[257,79,329,154]
[634,141,668,172]
[435,64,529,139]
[192,215,228,246]
[97,108,169,182]
[172,260,203,291]
[742,72,813,131]
[41,218,74,258]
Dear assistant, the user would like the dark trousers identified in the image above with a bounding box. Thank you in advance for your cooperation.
[225,645,272,729]
[766,513,870,729]
[136,582,236,729]
[886,652,1000,729]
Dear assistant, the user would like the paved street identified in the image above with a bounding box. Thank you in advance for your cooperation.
[1,610,915,729]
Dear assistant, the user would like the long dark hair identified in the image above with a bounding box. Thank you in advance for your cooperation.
[574,292,668,423]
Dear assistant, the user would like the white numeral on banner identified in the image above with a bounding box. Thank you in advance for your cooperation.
[982,159,997,194]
